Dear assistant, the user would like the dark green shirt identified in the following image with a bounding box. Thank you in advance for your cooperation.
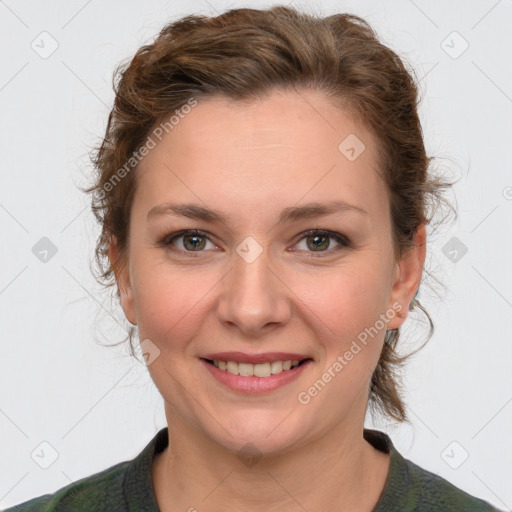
[2,428,500,511]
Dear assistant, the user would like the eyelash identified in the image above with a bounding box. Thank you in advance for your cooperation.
[159,228,351,258]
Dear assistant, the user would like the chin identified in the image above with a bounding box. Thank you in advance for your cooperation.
[202,409,310,458]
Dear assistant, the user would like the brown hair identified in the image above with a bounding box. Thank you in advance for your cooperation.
[83,5,455,422]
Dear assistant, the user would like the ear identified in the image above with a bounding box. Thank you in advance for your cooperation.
[108,235,137,325]
[386,223,427,329]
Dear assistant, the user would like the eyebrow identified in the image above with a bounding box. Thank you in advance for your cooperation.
[147,200,367,226]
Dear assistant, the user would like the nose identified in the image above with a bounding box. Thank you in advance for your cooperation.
[217,244,291,338]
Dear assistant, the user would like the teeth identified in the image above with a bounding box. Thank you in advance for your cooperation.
[239,363,254,377]
[212,359,302,377]
[270,361,283,374]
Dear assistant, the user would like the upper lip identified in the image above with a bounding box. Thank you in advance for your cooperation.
[201,351,312,364]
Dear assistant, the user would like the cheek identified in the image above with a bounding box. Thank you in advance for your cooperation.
[294,261,390,336]
[294,263,390,386]
[131,258,216,351]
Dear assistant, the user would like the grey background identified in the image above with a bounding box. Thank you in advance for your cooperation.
[1,0,511,509]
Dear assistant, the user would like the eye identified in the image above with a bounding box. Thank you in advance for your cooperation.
[159,228,350,257]
[161,229,216,255]
[292,229,350,257]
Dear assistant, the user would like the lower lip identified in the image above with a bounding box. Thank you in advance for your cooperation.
[201,359,313,394]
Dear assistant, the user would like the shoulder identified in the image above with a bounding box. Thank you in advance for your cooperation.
[2,428,167,512]
[1,460,129,512]
[364,429,502,512]
[401,455,500,511]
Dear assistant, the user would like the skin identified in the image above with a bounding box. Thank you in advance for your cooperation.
[109,87,426,511]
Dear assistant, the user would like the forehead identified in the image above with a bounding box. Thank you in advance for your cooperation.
[134,88,388,225]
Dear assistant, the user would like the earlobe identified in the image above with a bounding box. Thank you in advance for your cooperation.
[386,223,427,330]
[108,235,137,326]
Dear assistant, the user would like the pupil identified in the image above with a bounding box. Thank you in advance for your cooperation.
[309,234,328,250]
[185,235,204,250]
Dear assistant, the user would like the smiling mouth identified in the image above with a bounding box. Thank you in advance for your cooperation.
[202,358,313,378]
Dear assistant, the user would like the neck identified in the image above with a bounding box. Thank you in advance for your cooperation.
[152,406,390,512]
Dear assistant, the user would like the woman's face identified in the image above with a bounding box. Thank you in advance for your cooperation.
[111,88,424,454]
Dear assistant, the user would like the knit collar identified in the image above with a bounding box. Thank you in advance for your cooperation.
[122,426,412,511]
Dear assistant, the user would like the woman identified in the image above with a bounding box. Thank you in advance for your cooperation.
[4,5,500,511]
